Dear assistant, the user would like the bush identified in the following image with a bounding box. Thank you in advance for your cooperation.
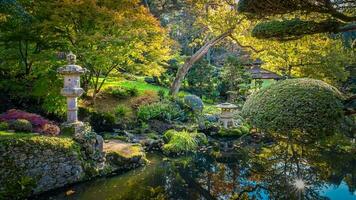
[90,112,116,132]
[162,130,207,155]
[241,78,345,137]
[137,101,184,122]
[108,86,138,99]
[10,119,33,132]
[115,105,130,118]
[158,89,166,101]
[0,122,9,131]
[130,91,158,109]
[218,124,250,137]
[110,88,126,98]
[184,95,204,113]
[0,109,49,128]
[78,107,93,121]
[127,87,139,97]
[42,123,60,136]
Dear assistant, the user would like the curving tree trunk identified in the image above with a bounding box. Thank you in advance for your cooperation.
[169,29,234,96]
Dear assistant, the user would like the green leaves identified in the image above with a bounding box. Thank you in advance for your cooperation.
[252,19,340,40]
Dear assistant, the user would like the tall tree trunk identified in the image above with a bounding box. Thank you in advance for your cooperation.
[91,63,118,104]
[170,29,234,96]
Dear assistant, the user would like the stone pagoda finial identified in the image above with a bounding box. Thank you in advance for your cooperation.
[66,51,77,65]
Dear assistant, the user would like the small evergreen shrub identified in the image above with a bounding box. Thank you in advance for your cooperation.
[0,122,9,131]
[130,91,158,109]
[10,119,33,132]
[115,105,130,118]
[109,87,139,99]
[137,101,184,122]
[111,87,130,98]
[241,78,345,137]
[90,112,116,132]
[158,89,166,101]
[78,107,94,121]
[162,129,207,155]
[127,87,139,97]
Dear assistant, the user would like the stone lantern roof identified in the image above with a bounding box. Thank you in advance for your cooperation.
[216,102,238,109]
[57,52,87,75]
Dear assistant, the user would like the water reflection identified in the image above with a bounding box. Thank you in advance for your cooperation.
[39,136,355,200]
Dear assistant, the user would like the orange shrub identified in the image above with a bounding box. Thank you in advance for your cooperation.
[130,91,158,109]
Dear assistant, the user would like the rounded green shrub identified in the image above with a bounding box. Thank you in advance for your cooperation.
[89,112,116,132]
[241,78,345,136]
[10,119,33,132]
[0,121,9,131]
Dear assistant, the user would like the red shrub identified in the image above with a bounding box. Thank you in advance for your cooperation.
[0,109,60,135]
[130,91,158,109]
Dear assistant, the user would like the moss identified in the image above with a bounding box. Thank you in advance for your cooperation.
[107,144,144,159]
[104,141,146,166]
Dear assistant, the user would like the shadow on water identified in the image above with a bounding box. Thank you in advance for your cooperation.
[38,135,355,200]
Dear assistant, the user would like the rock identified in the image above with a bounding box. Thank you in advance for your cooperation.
[148,120,173,134]
[66,190,76,196]
[104,140,147,170]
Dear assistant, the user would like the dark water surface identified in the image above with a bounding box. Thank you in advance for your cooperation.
[39,141,356,200]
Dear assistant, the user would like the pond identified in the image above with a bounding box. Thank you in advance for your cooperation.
[37,140,355,200]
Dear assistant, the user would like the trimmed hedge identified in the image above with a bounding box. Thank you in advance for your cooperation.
[241,78,345,136]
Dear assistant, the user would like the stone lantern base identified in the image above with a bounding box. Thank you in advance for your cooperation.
[60,121,85,136]
[219,118,237,129]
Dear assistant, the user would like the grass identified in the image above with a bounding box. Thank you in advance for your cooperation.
[90,76,273,115]
[0,131,79,150]
[0,131,36,139]
[101,77,187,96]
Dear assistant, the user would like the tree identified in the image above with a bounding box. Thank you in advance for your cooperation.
[220,56,252,104]
[43,0,173,103]
[0,0,174,110]
[0,0,67,115]
[169,0,246,95]
[185,59,219,100]
[238,0,356,40]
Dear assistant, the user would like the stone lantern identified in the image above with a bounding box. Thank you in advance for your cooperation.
[216,102,238,128]
[57,52,87,125]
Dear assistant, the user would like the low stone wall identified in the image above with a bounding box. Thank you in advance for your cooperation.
[0,135,86,199]
[0,133,147,199]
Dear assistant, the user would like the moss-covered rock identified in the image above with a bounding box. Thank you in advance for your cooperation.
[241,78,345,137]
[104,140,147,170]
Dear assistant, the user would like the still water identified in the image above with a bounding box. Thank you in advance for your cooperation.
[39,141,355,200]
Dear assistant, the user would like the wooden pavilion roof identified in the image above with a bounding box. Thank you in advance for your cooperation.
[248,66,282,80]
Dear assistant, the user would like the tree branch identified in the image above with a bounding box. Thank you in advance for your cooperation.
[229,35,264,53]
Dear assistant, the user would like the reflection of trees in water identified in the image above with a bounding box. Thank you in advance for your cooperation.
[169,136,355,200]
